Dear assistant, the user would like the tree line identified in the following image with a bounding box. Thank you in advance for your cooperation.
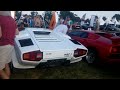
[15,11,120,22]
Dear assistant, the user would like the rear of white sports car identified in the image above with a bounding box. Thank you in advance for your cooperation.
[12,28,88,69]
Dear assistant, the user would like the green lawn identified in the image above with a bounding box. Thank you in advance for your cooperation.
[10,61,120,79]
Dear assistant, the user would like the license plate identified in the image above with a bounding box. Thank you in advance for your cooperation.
[47,59,68,66]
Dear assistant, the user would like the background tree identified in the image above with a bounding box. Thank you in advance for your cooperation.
[102,16,107,21]
[31,11,38,18]
[59,11,81,23]
[15,11,22,20]
[112,14,120,21]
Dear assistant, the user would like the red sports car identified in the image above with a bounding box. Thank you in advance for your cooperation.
[68,30,120,64]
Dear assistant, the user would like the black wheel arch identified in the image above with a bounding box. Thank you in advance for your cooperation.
[85,46,100,64]
[87,46,99,57]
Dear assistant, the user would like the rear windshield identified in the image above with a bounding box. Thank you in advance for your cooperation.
[33,31,51,35]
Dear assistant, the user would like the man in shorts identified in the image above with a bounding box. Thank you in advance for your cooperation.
[0,11,19,79]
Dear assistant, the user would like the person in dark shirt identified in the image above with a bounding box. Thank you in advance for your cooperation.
[23,15,29,27]
[0,11,19,79]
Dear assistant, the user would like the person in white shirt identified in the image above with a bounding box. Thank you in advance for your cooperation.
[53,20,68,35]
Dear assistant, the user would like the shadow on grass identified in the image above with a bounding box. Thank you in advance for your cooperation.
[10,61,120,79]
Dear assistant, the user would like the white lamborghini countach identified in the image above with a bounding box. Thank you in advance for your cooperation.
[10,11,88,69]
[11,28,88,69]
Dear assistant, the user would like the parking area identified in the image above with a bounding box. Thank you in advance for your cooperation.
[10,60,120,79]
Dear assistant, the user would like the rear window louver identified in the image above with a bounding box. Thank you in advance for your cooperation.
[19,38,34,47]
[35,38,60,42]
[33,31,51,35]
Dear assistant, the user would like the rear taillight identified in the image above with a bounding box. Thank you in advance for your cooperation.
[110,47,120,53]
[74,49,87,57]
[23,50,43,61]
[111,47,117,53]
[109,46,120,53]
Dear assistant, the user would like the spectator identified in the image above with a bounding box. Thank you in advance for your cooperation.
[44,15,50,28]
[94,16,100,32]
[0,11,19,79]
[66,16,73,31]
[34,15,42,28]
[53,20,68,35]
[18,22,25,31]
[39,15,44,28]
[59,16,64,24]
[29,17,34,27]
[23,15,29,27]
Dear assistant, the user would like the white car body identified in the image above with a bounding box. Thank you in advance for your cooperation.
[12,28,88,69]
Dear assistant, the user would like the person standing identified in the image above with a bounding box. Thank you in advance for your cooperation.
[0,11,19,79]
[94,16,100,32]
[66,16,73,31]
[28,17,34,27]
[34,15,42,28]
[23,15,29,27]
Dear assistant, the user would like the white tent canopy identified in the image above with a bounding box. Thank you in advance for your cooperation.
[11,11,15,19]
[118,20,120,25]
[112,18,120,25]
[105,17,114,24]
[99,17,105,25]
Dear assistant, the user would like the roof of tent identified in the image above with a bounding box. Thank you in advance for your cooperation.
[113,18,120,25]
[11,11,15,19]
[105,18,114,24]
[99,17,105,25]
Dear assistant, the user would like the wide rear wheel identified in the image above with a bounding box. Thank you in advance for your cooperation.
[85,49,98,64]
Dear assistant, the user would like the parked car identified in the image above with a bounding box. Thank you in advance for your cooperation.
[68,30,120,64]
[11,28,88,69]
[111,32,120,37]
[81,24,90,30]
[101,31,120,37]
[103,24,120,32]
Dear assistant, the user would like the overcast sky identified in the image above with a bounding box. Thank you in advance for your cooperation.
[22,11,120,19]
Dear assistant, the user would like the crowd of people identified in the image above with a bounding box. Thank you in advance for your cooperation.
[17,14,44,29]
[17,12,101,34]
[17,13,75,34]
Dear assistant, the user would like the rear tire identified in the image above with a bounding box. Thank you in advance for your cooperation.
[9,62,18,73]
[85,49,99,64]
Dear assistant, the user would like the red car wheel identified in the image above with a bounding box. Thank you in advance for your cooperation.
[86,49,98,64]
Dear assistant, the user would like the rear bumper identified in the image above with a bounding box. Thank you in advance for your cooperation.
[36,57,83,68]
[12,54,82,69]
[101,56,120,64]
[104,58,120,64]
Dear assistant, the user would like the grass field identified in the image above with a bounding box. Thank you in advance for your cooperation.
[10,61,120,79]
